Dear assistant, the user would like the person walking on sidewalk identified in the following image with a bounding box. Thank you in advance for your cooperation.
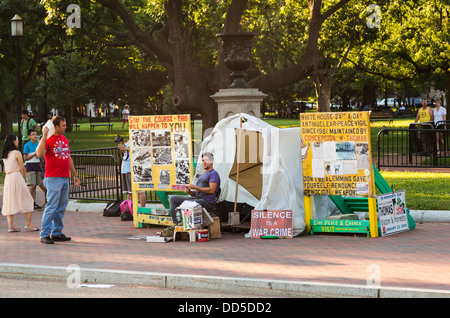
[36,116,80,244]
[1,134,39,233]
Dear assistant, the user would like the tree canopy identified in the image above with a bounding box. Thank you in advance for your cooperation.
[1,0,449,137]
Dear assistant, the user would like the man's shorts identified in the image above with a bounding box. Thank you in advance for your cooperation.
[122,173,132,193]
[26,170,43,186]
[121,173,143,194]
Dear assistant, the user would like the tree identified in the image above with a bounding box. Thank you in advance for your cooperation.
[41,0,357,129]
[348,0,450,107]
[0,0,60,138]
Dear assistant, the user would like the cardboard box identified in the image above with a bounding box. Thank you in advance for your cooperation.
[179,206,203,230]
[209,217,222,239]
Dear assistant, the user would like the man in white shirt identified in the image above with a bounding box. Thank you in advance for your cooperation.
[122,104,130,129]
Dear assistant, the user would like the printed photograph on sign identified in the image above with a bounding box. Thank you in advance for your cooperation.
[132,147,152,165]
[133,165,153,183]
[152,147,173,165]
[131,129,151,147]
[336,141,356,160]
[151,130,171,147]
[175,160,191,185]
[356,142,370,170]
[132,146,153,183]
[173,133,189,159]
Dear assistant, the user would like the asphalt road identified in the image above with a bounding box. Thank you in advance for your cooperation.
[0,276,273,299]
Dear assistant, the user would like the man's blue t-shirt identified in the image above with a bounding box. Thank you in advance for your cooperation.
[23,140,41,172]
[23,139,38,156]
[195,169,220,204]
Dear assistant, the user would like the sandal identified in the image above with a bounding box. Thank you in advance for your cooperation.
[8,228,21,233]
[24,225,39,231]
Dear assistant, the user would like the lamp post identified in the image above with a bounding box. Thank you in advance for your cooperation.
[42,57,49,123]
[11,14,23,149]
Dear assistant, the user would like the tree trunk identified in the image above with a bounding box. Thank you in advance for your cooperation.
[362,85,377,109]
[445,71,450,111]
[64,104,73,133]
[0,102,13,140]
[312,73,331,112]
[340,94,351,111]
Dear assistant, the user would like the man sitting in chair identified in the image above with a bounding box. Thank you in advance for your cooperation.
[169,152,221,225]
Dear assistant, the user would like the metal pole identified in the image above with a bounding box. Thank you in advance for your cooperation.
[15,36,22,150]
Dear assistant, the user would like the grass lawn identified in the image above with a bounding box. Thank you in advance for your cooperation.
[379,171,450,210]
[0,116,448,210]
[66,119,130,151]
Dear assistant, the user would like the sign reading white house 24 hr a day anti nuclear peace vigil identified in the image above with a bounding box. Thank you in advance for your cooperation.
[300,111,375,197]
[128,115,193,192]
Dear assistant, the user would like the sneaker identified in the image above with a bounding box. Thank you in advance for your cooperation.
[40,236,54,244]
[51,234,71,242]
[34,202,42,209]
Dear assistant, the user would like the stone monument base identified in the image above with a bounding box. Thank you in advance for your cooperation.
[211,88,267,121]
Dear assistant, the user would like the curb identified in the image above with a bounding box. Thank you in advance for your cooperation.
[0,263,449,298]
[65,201,166,213]
[409,210,450,223]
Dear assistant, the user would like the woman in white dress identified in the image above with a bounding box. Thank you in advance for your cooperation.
[1,134,38,232]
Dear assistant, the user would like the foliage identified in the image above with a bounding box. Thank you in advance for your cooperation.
[348,0,450,99]
[2,0,450,135]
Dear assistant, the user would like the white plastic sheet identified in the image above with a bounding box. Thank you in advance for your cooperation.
[195,114,307,236]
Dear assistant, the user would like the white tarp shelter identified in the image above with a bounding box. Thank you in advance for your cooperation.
[194,113,307,236]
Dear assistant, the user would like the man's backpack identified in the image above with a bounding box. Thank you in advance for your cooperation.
[103,201,122,217]
[120,200,133,221]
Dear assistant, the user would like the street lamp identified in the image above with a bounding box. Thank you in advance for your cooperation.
[11,14,23,149]
[42,57,49,123]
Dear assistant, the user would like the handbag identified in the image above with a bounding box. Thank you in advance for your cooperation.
[120,200,133,221]
[103,201,122,217]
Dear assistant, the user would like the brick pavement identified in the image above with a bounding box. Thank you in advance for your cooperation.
[0,208,449,292]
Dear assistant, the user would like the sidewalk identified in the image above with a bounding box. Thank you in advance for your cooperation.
[0,187,450,297]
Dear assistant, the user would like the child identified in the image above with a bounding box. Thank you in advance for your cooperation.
[1,134,38,232]
[23,129,47,209]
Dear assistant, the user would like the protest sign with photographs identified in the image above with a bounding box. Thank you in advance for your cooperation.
[128,115,193,192]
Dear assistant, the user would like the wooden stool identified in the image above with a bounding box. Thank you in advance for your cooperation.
[173,227,197,242]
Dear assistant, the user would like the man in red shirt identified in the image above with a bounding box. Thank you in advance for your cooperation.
[36,116,79,244]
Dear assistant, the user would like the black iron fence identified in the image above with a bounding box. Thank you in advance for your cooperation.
[70,147,161,203]
[377,121,450,169]
[70,153,123,201]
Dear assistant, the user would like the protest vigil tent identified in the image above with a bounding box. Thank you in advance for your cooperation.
[194,113,307,236]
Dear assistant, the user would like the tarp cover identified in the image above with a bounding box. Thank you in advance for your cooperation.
[194,113,306,236]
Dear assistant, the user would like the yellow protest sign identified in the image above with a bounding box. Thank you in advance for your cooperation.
[300,112,374,197]
[128,114,193,192]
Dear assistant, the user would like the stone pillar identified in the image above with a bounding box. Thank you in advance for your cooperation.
[211,88,267,121]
